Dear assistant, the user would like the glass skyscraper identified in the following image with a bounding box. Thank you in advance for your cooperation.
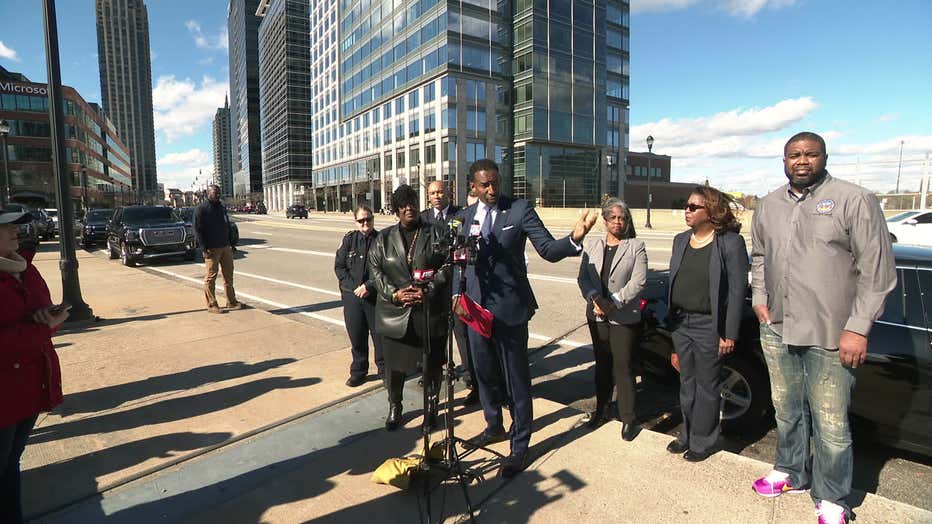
[212,96,234,197]
[311,0,629,210]
[257,0,313,211]
[228,0,264,200]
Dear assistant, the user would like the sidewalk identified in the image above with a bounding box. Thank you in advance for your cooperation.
[24,244,930,522]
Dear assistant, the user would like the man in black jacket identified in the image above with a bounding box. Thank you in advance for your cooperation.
[194,185,239,314]
[419,180,478,404]
[335,204,384,386]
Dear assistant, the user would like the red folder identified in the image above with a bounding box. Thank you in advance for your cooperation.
[456,294,494,339]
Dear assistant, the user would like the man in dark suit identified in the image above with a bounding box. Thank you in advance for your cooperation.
[456,159,598,478]
[420,181,480,405]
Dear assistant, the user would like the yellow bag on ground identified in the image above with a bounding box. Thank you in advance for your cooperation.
[371,442,447,490]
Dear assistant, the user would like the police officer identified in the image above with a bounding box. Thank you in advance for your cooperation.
[335,204,384,386]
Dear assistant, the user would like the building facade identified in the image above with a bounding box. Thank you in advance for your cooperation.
[212,96,234,197]
[0,69,134,211]
[228,0,265,201]
[96,0,158,202]
[310,0,629,211]
[624,150,695,209]
[257,0,313,211]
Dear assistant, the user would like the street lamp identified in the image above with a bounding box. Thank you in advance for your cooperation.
[645,135,654,229]
[80,164,88,215]
[895,140,904,195]
[0,119,10,207]
[606,154,616,199]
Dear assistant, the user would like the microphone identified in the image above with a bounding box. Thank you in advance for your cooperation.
[468,219,481,239]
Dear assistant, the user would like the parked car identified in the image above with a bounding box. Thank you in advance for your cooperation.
[43,208,59,237]
[243,202,256,214]
[255,202,267,214]
[80,208,114,246]
[106,205,197,266]
[286,204,308,219]
[887,210,932,247]
[174,206,239,249]
[6,204,47,243]
[638,244,932,456]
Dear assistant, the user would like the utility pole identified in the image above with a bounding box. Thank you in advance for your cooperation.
[895,140,904,194]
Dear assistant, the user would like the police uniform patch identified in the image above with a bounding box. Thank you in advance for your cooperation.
[815,199,835,214]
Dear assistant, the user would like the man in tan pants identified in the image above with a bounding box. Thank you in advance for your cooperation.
[194,185,240,313]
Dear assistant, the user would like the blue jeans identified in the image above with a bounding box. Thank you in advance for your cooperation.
[759,324,855,514]
[1,415,38,524]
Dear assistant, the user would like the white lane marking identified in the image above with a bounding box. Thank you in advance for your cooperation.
[147,267,346,327]
[234,270,341,297]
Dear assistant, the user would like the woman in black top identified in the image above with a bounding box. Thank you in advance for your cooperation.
[368,185,450,430]
[666,186,749,462]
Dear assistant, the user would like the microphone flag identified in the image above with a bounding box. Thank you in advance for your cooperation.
[456,293,494,338]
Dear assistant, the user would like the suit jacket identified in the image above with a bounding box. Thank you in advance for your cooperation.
[667,230,749,341]
[368,221,451,339]
[578,237,647,325]
[456,195,580,327]
[420,204,461,226]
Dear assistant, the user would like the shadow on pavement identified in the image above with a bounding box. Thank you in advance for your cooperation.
[267,300,343,316]
[29,376,321,445]
[23,431,233,521]
[54,308,207,335]
[55,358,298,416]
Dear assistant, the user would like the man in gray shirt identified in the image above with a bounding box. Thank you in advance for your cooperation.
[749,132,895,524]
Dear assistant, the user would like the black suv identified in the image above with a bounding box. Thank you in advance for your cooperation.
[286,204,308,219]
[106,206,196,266]
[639,244,932,456]
[80,208,114,246]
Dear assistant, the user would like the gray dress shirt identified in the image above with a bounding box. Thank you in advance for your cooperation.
[751,173,896,349]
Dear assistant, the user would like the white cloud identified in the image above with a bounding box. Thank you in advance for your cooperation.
[631,0,796,17]
[157,148,213,191]
[0,41,20,62]
[185,20,228,52]
[153,75,229,142]
[877,113,900,123]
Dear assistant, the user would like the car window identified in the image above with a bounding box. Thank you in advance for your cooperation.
[887,211,919,222]
[880,268,906,324]
[86,210,112,224]
[122,207,175,223]
[914,213,932,224]
[915,268,932,330]
[902,269,927,329]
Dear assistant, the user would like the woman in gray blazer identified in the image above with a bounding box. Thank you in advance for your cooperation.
[578,198,647,441]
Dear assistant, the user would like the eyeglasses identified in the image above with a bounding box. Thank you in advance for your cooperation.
[684,204,706,212]
[356,216,373,224]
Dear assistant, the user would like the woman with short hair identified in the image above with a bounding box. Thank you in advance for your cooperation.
[578,198,647,441]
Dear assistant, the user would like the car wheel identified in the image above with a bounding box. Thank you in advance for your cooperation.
[120,243,136,267]
[720,354,771,434]
[889,233,898,243]
[107,239,119,259]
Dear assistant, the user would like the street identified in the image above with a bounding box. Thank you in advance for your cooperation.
[80,212,931,510]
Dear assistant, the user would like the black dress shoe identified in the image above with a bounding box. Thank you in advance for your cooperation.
[345,375,366,387]
[385,402,402,431]
[683,449,713,462]
[667,439,689,454]
[500,453,527,479]
[621,423,641,442]
[586,405,611,429]
[463,388,480,406]
[466,428,508,448]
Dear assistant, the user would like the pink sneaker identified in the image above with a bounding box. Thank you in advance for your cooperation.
[752,470,807,497]
[816,500,848,524]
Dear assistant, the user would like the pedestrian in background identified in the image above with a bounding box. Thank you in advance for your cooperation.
[335,204,384,387]
[0,208,68,523]
[577,198,647,441]
[194,185,240,314]
[666,185,748,462]
[750,132,895,524]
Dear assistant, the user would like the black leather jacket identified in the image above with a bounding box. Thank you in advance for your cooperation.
[368,221,451,340]
[334,229,379,295]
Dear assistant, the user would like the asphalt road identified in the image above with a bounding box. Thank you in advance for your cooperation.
[81,212,930,510]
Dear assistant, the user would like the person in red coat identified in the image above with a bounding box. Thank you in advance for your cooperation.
[0,207,68,523]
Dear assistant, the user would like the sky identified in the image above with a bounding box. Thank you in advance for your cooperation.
[0,0,930,197]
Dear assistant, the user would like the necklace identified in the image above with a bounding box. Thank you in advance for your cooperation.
[691,230,714,244]
[406,227,420,265]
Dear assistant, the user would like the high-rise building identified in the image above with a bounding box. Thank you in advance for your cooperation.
[95,0,158,202]
[256,0,313,211]
[228,0,264,201]
[310,0,629,210]
[212,96,234,197]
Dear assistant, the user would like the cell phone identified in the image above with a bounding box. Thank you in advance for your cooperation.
[48,303,72,314]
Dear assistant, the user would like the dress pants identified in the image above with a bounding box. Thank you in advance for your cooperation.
[0,415,38,524]
[469,320,531,456]
[587,320,640,424]
[204,245,236,307]
[342,291,384,378]
[671,311,722,455]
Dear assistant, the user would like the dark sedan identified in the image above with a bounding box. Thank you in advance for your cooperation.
[286,204,308,219]
[638,244,932,456]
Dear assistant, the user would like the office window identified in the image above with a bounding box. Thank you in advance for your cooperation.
[409,90,419,109]
[396,150,406,169]
[396,121,405,141]
[384,152,393,170]
[395,97,405,114]
[466,141,484,162]
[384,124,393,145]
[409,116,420,137]
[424,110,436,133]
[424,82,436,103]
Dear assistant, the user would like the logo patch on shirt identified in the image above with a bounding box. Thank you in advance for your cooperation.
[815,199,835,214]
